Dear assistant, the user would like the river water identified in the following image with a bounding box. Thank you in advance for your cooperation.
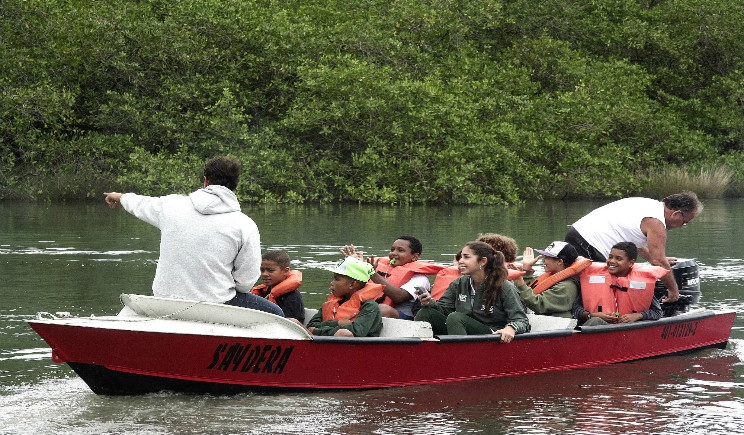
[1,199,744,434]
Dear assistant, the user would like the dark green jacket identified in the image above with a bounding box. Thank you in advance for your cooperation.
[517,271,579,318]
[307,300,383,337]
[432,275,530,334]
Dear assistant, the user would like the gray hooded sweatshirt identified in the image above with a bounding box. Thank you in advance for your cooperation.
[121,185,261,303]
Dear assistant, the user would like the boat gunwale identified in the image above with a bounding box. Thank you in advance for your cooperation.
[27,309,733,346]
[577,308,717,334]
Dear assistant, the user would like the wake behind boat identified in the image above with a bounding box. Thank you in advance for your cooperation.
[28,284,734,395]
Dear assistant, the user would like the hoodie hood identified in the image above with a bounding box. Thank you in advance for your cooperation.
[189,185,241,215]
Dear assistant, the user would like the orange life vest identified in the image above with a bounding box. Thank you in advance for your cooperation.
[250,270,302,304]
[529,257,592,294]
[375,258,444,306]
[579,263,669,316]
[321,282,384,322]
[430,264,526,300]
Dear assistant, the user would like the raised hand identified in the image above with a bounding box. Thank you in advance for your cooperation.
[521,247,541,271]
[340,244,364,260]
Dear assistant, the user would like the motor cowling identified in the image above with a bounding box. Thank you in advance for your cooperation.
[654,258,701,317]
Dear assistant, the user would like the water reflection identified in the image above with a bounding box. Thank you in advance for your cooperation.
[1,348,739,435]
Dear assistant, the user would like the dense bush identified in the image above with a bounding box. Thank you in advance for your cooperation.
[1,0,742,203]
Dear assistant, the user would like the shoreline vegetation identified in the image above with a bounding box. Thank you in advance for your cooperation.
[2,0,743,204]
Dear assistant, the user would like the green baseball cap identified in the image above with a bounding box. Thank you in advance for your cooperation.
[333,257,375,282]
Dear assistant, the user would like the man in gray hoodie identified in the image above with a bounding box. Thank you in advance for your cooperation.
[104,156,283,316]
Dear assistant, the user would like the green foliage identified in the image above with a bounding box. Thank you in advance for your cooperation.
[117,147,204,196]
[497,36,718,198]
[232,129,325,203]
[1,0,743,202]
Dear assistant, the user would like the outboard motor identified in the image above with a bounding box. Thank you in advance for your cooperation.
[654,258,701,317]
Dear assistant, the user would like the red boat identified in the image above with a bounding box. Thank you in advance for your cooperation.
[28,292,735,395]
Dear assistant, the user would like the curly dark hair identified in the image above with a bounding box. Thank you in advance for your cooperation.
[477,233,518,263]
[611,241,638,261]
[397,235,423,255]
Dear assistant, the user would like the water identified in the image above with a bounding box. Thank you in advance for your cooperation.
[2,199,744,434]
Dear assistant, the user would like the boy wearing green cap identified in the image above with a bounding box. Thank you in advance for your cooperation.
[303,257,384,337]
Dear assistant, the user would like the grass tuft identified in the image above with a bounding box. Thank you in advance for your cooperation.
[638,166,732,199]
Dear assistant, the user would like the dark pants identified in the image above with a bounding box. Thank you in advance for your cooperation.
[415,307,493,335]
[564,226,606,262]
[225,292,285,317]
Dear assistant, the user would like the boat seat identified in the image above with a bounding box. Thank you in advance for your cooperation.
[303,308,434,338]
[302,310,572,336]
[526,313,577,331]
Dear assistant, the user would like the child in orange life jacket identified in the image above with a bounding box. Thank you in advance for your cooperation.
[250,250,305,323]
[300,257,383,337]
[513,241,587,318]
[341,235,442,320]
[572,241,664,326]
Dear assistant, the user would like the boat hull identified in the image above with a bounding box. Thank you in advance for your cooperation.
[28,309,735,395]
